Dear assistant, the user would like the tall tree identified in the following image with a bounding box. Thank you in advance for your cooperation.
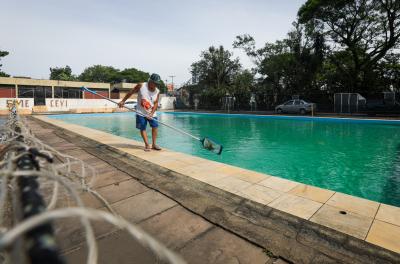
[49,65,76,81]
[376,52,400,91]
[298,0,400,92]
[191,45,241,92]
[79,65,120,83]
[230,69,255,109]
[0,50,10,77]
[234,22,326,104]
[118,68,150,83]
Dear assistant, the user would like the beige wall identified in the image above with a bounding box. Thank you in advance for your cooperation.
[119,91,138,100]
[0,77,144,100]
[112,82,138,89]
[0,77,110,89]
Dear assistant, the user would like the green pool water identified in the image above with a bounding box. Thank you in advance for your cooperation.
[50,112,400,206]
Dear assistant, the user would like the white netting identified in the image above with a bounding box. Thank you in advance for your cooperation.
[0,105,185,264]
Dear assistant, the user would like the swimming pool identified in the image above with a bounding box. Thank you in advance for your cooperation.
[49,112,400,206]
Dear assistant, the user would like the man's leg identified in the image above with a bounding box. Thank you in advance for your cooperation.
[150,118,161,150]
[136,115,150,150]
[140,129,150,148]
[151,127,158,147]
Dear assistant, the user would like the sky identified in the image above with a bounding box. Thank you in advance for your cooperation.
[1,0,304,86]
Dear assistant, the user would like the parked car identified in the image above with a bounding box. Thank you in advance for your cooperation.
[275,99,316,114]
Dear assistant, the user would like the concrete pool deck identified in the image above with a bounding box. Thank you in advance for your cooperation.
[25,117,275,264]
[32,115,400,263]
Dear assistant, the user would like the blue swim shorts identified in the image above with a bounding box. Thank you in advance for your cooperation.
[136,115,158,131]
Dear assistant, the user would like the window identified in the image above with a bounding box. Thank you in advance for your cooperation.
[54,87,82,99]
[18,85,52,105]
[294,100,301,105]
[18,86,34,98]
[18,85,53,98]
[284,100,293,105]
[67,88,82,99]
[45,87,52,98]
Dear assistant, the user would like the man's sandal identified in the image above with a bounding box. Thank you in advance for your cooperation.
[152,145,162,151]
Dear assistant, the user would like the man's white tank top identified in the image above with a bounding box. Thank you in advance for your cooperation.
[137,82,160,117]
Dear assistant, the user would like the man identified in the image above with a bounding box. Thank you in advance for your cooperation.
[118,73,162,151]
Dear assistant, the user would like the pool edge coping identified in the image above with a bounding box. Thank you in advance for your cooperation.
[32,115,400,257]
[42,110,400,124]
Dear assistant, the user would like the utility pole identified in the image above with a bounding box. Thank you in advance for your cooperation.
[168,75,176,88]
[168,75,176,97]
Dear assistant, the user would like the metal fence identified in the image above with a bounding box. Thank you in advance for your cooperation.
[334,93,367,113]
[175,90,400,114]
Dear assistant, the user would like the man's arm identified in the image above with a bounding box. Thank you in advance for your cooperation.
[149,94,160,117]
[118,83,142,107]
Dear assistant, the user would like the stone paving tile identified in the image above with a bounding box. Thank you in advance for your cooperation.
[79,191,104,208]
[239,184,283,205]
[188,172,232,185]
[185,161,229,172]
[172,155,210,165]
[214,164,245,175]
[124,149,158,160]
[135,151,167,161]
[91,163,116,174]
[258,176,299,192]
[139,206,213,250]
[112,190,177,223]
[53,187,108,209]
[366,220,400,254]
[160,160,192,171]
[63,149,95,160]
[179,227,270,264]
[139,153,178,163]
[175,165,231,184]
[81,158,110,167]
[310,204,373,240]
[326,192,379,218]
[289,184,335,203]
[90,170,132,188]
[54,209,118,251]
[212,176,253,194]
[53,143,77,150]
[116,147,149,157]
[268,193,322,219]
[375,203,400,227]
[97,179,149,204]
[229,169,269,184]
[43,138,68,144]
[64,230,158,264]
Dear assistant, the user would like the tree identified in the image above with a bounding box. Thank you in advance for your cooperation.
[190,45,242,109]
[376,52,400,91]
[234,22,326,106]
[79,65,120,83]
[118,68,150,83]
[191,45,241,92]
[0,50,10,77]
[230,69,255,109]
[49,65,76,81]
[298,0,400,92]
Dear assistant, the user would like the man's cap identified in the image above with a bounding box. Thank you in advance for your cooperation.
[149,73,162,85]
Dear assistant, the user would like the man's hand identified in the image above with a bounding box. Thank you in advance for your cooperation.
[118,101,125,108]
[146,112,154,120]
